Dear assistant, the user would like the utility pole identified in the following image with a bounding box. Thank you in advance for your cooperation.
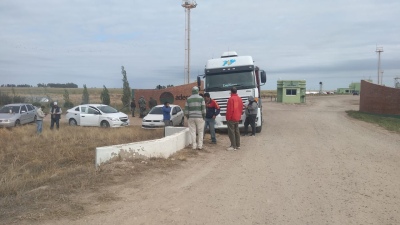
[376,46,383,85]
[182,0,197,84]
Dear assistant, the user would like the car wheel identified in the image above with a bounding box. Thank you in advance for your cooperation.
[100,121,110,128]
[15,120,21,127]
[69,119,77,126]
[179,117,184,126]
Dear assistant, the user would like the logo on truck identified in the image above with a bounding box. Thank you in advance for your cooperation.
[222,59,236,66]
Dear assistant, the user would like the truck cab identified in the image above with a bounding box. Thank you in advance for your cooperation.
[197,51,266,132]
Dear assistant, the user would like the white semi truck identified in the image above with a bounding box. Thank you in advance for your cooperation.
[197,51,267,132]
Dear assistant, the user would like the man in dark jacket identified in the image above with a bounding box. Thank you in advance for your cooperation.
[50,102,62,130]
[138,96,146,118]
[203,92,220,144]
[243,96,258,136]
[149,97,157,109]
[130,99,136,117]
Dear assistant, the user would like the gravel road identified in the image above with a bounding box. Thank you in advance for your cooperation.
[43,95,400,225]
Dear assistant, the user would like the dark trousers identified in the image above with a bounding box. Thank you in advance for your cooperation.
[139,107,146,118]
[244,114,256,135]
[227,121,240,148]
[50,118,60,130]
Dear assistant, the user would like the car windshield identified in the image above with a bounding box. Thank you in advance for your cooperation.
[148,107,163,114]
[0,106,20,113]
[97,105,118,113]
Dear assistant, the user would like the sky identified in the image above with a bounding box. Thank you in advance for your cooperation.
[1,0,399,91]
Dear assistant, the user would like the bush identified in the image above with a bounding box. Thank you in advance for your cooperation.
[63,101,74,108]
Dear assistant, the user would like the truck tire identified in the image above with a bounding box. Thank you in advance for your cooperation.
[256,114,263,133]
[256,125,262,133]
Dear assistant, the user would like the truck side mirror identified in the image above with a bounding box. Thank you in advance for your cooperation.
[260,70,267,83]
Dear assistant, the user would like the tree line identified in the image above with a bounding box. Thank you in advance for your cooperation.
[1,67,173,110]
[1,83,79,88]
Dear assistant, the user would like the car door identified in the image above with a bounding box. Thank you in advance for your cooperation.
[25,104,36,122]
[171,106,179,125]
[19,105,29,124]
[80,106,100,126]
[175,106,183,124]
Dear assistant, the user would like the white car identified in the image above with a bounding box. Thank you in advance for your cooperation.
[66,104,129,128]
[142,104,184,129]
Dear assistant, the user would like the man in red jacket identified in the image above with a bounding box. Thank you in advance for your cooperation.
[226,87,243,151]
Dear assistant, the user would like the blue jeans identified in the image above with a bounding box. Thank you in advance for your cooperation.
[36,120,43,134]
[204,118,216,142]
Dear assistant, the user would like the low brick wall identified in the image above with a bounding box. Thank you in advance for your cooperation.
[359,80,400,115]
[133,81,203,109]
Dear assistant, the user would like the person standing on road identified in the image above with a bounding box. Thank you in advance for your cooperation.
[162,102,172,126]
[36,105,46,134]
[50,102,62,130]
[138,96,146,118]
[203,92,220,144]
[184,86,206,150]
[149,97,157,110]
[130,99,136,117]
[226,87,243,151]
[243,96,258,136]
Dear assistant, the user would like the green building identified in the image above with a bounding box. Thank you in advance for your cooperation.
[277,80,306,103]
[336,82,361,94]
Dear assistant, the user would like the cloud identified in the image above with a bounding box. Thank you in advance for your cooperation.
[0,0,400,90]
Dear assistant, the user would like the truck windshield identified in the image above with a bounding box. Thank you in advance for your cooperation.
[205,71,255,92]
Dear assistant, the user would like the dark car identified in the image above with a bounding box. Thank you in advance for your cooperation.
[353,92,359,95]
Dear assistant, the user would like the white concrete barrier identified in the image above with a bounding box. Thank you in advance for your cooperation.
[95,127,191,167]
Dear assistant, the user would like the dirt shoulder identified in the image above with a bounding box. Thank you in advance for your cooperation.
[13,95,400,225]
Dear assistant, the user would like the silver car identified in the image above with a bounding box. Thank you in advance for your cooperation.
[0,103,37,127]
[142,104,184,129]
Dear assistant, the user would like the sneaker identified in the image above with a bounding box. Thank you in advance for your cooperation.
[241,133,248,136]
[250,134,255,136]
[226,147,236,151]
[198,147,203,150]
[237,146,241,149]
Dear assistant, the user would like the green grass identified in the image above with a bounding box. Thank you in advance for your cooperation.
[346,110,400,133]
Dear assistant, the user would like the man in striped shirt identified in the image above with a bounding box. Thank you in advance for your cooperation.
[185,86,206,150]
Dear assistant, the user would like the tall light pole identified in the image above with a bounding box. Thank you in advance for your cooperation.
[182,0,197,84]
[376,46,383,85]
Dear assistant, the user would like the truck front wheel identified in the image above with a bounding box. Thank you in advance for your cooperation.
[256,125,262,133]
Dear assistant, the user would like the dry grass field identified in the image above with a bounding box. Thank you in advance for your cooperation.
[0,122,201,224]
